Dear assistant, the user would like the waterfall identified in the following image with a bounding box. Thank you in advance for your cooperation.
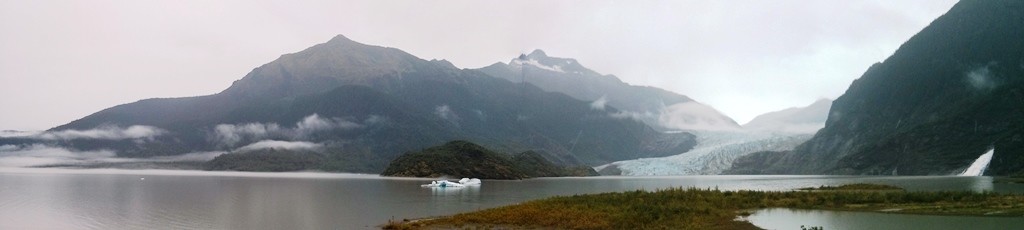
[959,148,994,176]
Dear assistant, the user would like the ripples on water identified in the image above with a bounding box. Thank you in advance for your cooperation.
[1,167,1022,229]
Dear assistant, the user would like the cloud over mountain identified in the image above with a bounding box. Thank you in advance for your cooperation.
[29,126,166,140]
[212,114,361,147]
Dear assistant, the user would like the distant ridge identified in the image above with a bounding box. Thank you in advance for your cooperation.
[478,49,741,131]
[743,98,832,134]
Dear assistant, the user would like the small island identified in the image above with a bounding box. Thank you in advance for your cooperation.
[381,140,598,179]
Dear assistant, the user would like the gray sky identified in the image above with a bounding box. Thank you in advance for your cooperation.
[0,0,958,131]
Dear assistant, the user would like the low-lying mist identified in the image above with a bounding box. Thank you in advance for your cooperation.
[0,144,224,168]
[0,113,377,169]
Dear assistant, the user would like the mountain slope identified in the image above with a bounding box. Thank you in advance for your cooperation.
[221,35,462,100]
[55,35,440,131]
[8,35,697,172]
[728,0,1024,176]
[478,50,740,131]
[743,99,832,134]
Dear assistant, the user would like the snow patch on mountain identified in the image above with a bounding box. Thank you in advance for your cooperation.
[511,58,565,73]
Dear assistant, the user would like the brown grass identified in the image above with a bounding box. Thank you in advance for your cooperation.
[385,184,1024,230]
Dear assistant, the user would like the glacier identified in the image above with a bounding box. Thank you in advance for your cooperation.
[595,131,811,175]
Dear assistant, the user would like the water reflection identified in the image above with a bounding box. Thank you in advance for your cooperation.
[2,168,1023,230]
[969,176,995,192]
[748,208,1024,230]
[429,186,481,196]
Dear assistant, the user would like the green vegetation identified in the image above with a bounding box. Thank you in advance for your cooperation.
[385,184,1024,230]
[797,183,904,191]
[994,176,1024,184]
[205,149,325,172]
[381,141,598,179]
[204,146,393,173]
[512,150,599,177]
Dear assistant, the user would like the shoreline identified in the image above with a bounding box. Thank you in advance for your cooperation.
[385,184,1024,229]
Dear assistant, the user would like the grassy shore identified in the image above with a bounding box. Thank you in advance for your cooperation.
[384,184,1024,230]
[796,183,904,191]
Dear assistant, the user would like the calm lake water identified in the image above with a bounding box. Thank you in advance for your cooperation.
[747,208,1024,230]
[1,167,1022,230]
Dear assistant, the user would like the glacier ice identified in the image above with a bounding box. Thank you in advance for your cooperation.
[421,178,481,187]
[595,130,811,175]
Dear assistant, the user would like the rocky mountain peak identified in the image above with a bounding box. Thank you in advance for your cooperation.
[507,49,598,77]
[222,35,451,99]
[326,34,355,44]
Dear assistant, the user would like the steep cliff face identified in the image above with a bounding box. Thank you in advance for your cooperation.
[729,0,1024,176]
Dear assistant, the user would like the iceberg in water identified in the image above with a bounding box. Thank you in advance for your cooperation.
[458,178,481,185]
[959,148,994,176]
[421,178,481,188]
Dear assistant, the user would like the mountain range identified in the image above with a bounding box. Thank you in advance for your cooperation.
[0,35,699,172]
[4,0,1020,176]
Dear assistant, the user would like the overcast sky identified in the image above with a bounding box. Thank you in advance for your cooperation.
[0,0,958,131]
